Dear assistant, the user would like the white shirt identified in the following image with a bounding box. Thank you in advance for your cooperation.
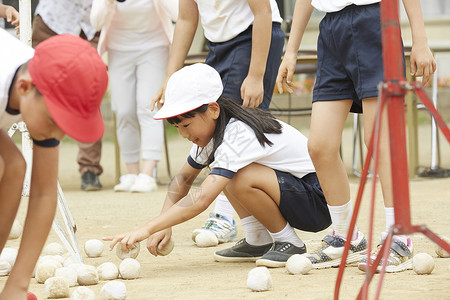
[189,118,316,179]
[311,0,380,13]
[34,0,96,40]
[0,28,34,130]
[194,0,283,43]
[107,0,169,51]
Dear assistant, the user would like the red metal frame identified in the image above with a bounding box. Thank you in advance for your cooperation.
[333,0,450,299]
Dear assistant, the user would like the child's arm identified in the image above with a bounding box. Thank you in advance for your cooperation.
[402,0,436,85]
[1,144,59,299]
[240,0,272,108]
[0,4,19,33]
[151,0,199,111]
[105,172,230,255]
[276,0,314,94]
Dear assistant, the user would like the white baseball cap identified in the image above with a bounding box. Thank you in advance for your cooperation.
[154,63,223,120]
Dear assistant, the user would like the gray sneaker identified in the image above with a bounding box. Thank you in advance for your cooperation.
[214,239,272,262]
[256,242,307,268]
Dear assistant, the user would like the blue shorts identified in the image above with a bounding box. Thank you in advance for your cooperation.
[313,3,392,113]
[276,171,331,232]
[205,23,284,111]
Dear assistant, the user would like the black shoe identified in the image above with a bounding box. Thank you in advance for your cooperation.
[214,239,273,262]
[256,242,307,268]
[81,170,102,191]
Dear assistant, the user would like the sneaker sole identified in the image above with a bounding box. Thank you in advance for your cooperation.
[310,251,365,269]
[358,259,412,273]
[255,258,286,268]
[214,253,261,262]
[82,185,102,191]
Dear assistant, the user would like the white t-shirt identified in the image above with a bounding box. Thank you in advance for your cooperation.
[188,118,316,179]
[107,0,169,51]
[194,0,283,43]
[0,29,34,130]
[311,0,380,13]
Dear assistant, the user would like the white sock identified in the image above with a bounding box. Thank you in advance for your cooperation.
[384,207,395,233]
[383,207,408,245]
[328,201,358,240]
[213,194,235,221]
[269,223,304,248]
[241,216,273,246]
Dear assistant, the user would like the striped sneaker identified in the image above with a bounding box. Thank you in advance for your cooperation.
[192,213,237,244]
[256,242,307,268]
[304,230,367,269]
[358,238,413,273]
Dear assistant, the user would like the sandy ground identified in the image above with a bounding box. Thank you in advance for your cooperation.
[2,124,450,300]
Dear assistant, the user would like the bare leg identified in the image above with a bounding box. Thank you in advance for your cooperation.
[224,163,285,233]
[141,159,157,178]
[0,131,25,252]
[308,100,353,207]
[362,97,393,207]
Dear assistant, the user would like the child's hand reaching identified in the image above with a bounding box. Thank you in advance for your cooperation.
[103,225,152,252]
[2,5,20,35]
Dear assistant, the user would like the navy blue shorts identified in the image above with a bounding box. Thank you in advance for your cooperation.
[205,23,284,112]
[313,3,393,113]
[276,171,331,232]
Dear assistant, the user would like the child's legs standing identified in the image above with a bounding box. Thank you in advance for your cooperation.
[109,50,140,173]
[135,45,168,176]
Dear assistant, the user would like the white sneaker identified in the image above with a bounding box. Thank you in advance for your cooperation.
[114,174,137,192]
[130,173,157,193]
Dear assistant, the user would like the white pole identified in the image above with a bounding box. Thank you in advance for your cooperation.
[18,0,32,46]
[17,0,33,196]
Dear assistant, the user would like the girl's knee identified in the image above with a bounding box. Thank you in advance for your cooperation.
[307,138,339,162]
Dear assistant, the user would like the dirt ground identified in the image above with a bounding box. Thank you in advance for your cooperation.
[2,123,450,300]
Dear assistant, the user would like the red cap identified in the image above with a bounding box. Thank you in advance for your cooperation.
[28,34,108,143]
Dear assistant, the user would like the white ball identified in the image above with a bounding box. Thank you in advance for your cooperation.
[8,219,22,240]
[64,255,81,267]
[35,262,57,284]
[413,253,435,275]
[435,236,450,258]
[195,230,219,247]
[97,262,119,281]
[119,258,140,280]
[45,276,70,299]
[100,280,127,300]
[84,239,104,258]
[43,242,66,256]
[0,259,11,276]
[0,247,18,267]
[71,286,96,300]
[116,242,140,260]
[247,266,272,292]
[76,264,99,286]
[157,238,175,256]
[38,255,64,269]
[286,254,313,275]
[55,267,78,287]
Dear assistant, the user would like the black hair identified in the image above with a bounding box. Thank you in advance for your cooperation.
[167,96,282,165]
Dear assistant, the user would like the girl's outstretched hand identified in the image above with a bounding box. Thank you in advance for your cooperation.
[103,225,152,253]
[146,228,172,256]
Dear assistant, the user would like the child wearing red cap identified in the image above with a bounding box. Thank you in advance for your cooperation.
[105,64,331,268]
[0,29,108,300]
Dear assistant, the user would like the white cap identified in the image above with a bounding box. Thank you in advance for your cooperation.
[154,63,223,120]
